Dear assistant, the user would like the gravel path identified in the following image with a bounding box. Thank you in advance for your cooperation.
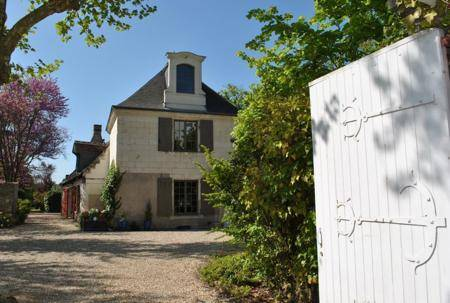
[0,213,232,303]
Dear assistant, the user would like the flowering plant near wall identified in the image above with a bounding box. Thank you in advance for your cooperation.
[88,208,100,221]
[79,208,107,222]
[0,212,12,228]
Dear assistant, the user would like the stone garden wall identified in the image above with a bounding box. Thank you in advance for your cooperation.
[0,182,18,215]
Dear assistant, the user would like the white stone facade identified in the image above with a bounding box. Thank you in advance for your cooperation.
[106,109,234,227]
[109,109,234,175]
[78,147,110,212]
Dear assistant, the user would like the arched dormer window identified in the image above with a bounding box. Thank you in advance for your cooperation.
[176,64,195,94]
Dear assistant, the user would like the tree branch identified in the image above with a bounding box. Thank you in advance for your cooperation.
[3,0,80,56]
[0,0,6,30]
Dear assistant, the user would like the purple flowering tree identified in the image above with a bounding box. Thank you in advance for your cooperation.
[0,78,68,183]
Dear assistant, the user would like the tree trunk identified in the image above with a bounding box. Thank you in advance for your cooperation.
[0,0,81,86]
[0,53,11,86]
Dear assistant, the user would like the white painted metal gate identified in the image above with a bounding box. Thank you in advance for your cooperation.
[309,29,450,303]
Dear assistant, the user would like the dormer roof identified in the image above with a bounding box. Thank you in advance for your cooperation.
[115,65,236,114]
[166,51,206,62]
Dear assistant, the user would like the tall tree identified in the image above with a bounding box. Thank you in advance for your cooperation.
[202,1,411,300]
[0,0,157,85]
[0,78,68,182]
[32,161,55,192]
[219,84,249,110]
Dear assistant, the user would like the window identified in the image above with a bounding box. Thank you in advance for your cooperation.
[176,64,195,94]
[174,180,198,215]
[174,120,198,152]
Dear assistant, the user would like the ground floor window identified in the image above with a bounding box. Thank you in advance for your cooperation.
[174,180,198,215]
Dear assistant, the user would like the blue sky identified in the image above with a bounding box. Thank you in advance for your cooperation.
[7,1,314,182]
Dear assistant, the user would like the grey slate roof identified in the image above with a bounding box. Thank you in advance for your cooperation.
[114,66,238,116]
[72,141,108,173]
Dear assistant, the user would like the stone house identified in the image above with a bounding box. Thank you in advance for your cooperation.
[60,125,109,218]
[61,52,237,228]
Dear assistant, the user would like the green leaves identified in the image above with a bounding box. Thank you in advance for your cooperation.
[203,1,415,300]
[219,84,249,110]
[54,0,157,48]
[201,94,318,300]
[239,0,408,98]
[1,1,157,84]
[11,59,63,80]
[389,0,449,31]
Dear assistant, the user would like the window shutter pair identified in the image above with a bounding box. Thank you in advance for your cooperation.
[199,120,214,151]
[158,118,173,152]
[200,180,216,216]
[158,117,214,152]
[157,177,172,217]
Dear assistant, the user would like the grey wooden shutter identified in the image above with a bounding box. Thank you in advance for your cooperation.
[157,177,173,217]
[158,117,172,152]
[200,120,214,151]
[200,179,215,216]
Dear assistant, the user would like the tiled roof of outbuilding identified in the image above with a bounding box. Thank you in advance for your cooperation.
[61,141,108,186]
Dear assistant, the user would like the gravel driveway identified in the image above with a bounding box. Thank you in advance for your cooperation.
[0,213,231,303]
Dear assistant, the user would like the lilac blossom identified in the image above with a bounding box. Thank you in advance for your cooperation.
[0,78,69,183]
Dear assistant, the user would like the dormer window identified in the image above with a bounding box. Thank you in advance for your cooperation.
[164,52,206,110]
[176,64,195,94]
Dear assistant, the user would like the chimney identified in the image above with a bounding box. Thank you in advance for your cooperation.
[91,124,104,144]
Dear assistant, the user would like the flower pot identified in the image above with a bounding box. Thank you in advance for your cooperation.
[143,219,152,231]
[117,219,129,231]
[81,217,108,232]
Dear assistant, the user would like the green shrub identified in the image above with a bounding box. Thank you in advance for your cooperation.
[32,191,45,211]
[0,212,13,228]
[16,199,32,224]
[44,186,62,212]
[201,95,318,301]
[200,253,262,300]
[18,188,33,201]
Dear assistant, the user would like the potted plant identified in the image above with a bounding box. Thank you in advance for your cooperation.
[80,208,108,232]
[143,202,152,231]
[117,212,129,231]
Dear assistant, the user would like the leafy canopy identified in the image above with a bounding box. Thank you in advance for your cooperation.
[239,1,407,97]
[388,0,450,31]
[219,84,249,110]
[0,0,157,83]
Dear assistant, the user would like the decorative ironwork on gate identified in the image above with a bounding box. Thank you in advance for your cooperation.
[336,173,447,273]
[341,96,435,141]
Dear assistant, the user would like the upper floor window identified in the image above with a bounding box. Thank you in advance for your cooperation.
[174,120,198,152]
[176,64,195,94]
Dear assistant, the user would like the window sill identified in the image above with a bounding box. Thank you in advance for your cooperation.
[169,214,204,220]
[175,91,195,95]
[173,150,199,153]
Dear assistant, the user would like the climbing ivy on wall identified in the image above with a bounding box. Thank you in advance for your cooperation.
[100,163,124,224]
